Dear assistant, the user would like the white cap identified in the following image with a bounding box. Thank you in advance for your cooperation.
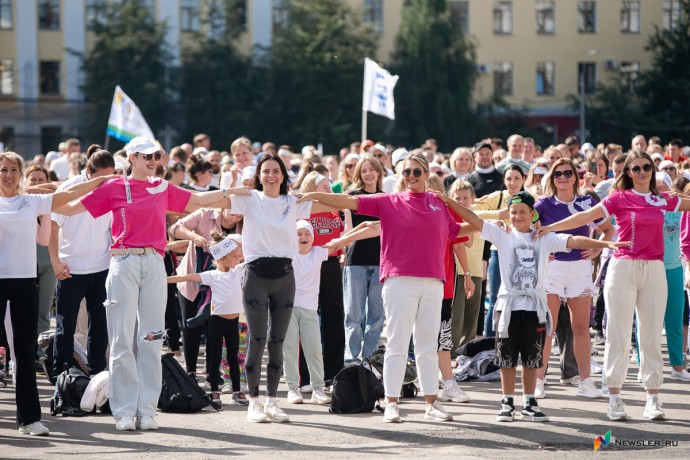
[580,142,594,154]
[126,137,162,156]
[114,160,126,171]
[534,167,549,175]
[659,160,675,171]
[301,145,316,156]
[372,144,387,154]
[344,153,361,163]
[241,166,256,181]
[296,219,314,236]
[656,171,672,190]
[192,147,209,158]
[392,148,409,165]
[651,153,665,162]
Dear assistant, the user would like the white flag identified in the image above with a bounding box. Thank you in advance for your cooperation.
[362,58,399,120]
[106,85,155,142]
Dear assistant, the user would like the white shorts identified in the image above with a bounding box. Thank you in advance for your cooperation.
[544,259,594,299]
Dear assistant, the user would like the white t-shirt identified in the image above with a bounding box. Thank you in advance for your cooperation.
[230,190,312,262]
[0,194,53,278]
[480,221,570,312]
[199,265,244,315]
[49,155,70,181]
[293,246,329,310]
[220,171,240,190]
[382,175,398,194]
[51,174,112,274]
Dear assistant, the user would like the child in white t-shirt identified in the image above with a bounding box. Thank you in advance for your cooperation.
[167,232,248,406]
[284,220,333,405]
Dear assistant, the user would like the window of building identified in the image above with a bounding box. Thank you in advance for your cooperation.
[85,0,107,31]
[536,1,555,34]
[493,1,512,34]
[620,1,640,33]
[494,62,513,96]
[620,61,640,85]
[577,1,596,33]
[0,126,14,151]
[578,62,597,94]
[536,61,555,96]
[0,0,12,29]
[272,0,290,28]
[662,0,683,31]
[364,0,383,34]
[449,1,469,33]
[40,61,60,95]
[41,126,62,156]
[180,0,200,32]
[38,0,60,30]
[0,59,13,95]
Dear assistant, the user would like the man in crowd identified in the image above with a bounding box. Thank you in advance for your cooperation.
[497,134,530,174]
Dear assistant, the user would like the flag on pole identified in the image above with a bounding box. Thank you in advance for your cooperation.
[362,57,399,120]
[106,85,155,142]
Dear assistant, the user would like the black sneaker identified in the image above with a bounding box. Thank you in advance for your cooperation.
[231,391,250,406]
[521,398,549,422]
[497,398,515,422]
[209,392,222,405]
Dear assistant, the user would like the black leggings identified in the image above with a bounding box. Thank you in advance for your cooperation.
[207,315,240,392]
[178,291,208,374]
[242,265,295,397]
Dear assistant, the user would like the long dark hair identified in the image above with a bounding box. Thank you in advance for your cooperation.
[503,164,526,191]
[613,150,659,195]
[254,153,290,195]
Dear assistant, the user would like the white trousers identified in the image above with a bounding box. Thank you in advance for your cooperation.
[283,307,325,390]
[382,276,443,398]
[603,258,666,390]
[105,253,166,418]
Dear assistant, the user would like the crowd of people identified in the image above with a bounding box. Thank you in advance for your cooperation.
[1,131,689,435]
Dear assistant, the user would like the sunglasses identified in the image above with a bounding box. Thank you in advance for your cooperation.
[552,169,574,179]
[345,164,356,169]
[374,153,385,159]
[630,163,654,174]
[136,152,162,162]
[402,168,423,178]
[433,170,444,177]
[662,166,676,172]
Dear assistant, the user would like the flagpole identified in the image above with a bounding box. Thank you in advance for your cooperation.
[361,109,368,144]
[104,135,110,151]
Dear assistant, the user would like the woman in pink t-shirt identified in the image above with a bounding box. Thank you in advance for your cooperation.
[298,152,474,424]
[60,137,245,432]
[535,150,690,422]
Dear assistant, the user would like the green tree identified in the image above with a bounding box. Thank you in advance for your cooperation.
[267,0,377,150]
[81,0,171,146]
[390,0,480,151]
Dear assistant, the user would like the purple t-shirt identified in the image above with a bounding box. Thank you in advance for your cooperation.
[534,195,603,261]
[356,191,461,283]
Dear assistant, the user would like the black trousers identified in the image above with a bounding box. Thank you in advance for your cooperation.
[178,291,208,374]
[163,252,182,351]
[206,315,240,392]
[0,278,42,425]
[52,270,109,376]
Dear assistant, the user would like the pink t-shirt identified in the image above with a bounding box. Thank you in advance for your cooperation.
[82,176,192,256]
[681,211,690,260]
[599,189,680,261]
[356,191,461,283]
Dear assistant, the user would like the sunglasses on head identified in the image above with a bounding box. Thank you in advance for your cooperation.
[402,168,423,178]
[630,163,654,174]
[137,152,162,162]
[552,169,574,179]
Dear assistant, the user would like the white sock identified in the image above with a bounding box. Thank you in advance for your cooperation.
[609,394,621,403]
[646,393,659,403]
[266,396,277,405]
[502,394,514,402]
[443,379,454,390]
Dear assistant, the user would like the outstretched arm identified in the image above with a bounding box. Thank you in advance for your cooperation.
[167,273,202,283]
[297,192,359,211]
[566,235,630,250]
[534,206,606,239]
[50,174,116,211]
[432,191,484,233]
[184,186,250,213]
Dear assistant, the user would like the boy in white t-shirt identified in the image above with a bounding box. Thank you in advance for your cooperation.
[436,191,628,423]
[284,220,333,405]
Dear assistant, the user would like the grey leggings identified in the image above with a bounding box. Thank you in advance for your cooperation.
[242,264,295,397]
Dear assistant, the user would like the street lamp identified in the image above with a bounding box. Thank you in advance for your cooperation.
[579,48,599,141]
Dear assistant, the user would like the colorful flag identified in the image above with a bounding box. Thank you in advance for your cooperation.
[106,86,155,142]
[362,58,399,120]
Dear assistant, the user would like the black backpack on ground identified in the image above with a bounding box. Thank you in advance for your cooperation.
[158,353,221,413]
[366,346,419,399]
[329,364,384,414]
[50,366,90,417]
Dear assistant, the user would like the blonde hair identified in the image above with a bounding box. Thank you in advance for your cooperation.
[0,152,26,194]
[425,174,445,193]
[349,157,384,192]
[449,179,475,198]
[300,170,324,193]
[449,147,475,173]
[230,136,252,155]
[544,158,580,197]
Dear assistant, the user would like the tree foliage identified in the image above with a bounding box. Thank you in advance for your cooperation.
[81,0,172,145]
[390,0,480,151]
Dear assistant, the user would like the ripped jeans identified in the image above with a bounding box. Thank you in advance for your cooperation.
[242,264,295,397]
[104,252,166,419]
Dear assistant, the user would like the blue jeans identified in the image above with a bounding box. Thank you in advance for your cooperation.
[484,249,501,337]
[343,265,384,363]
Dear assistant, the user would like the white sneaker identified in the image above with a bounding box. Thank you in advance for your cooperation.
[643,398,665,420]
[300,384,313,393]
[439,382,470,403]
[247,400,270,423]
[264,401,290,422]
[535,379,546,399]
[115,416,136,431]
[424,400,453,421]
[136,416,158,431]
[590,359,603,375]
[18,421,49,436]
[576,377,604,398]
[607,399,628,421]
[670,369,690,381]
[311,388,332,405]
[559,375,580,385]
[383,402,401,423]
[221,383,234,394]
[287,388,303,404]
[630,348,639,363]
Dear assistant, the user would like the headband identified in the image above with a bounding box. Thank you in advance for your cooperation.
[209,236,239,260]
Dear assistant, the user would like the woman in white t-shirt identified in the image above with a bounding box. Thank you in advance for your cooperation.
[0,151,113,437]
[535,150,690,422]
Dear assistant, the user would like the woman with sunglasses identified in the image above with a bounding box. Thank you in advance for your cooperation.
[298,151,475,423]
[535,150,690,421]
[533,158,614,400]
[331,153,360,193]
[57,137,245,431]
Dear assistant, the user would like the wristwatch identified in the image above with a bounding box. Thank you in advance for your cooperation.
[463,271,471,278]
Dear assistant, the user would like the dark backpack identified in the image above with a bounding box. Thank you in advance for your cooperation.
[158,353,221,413]
[329,364,384,414]
[50,366,90,417]
[366,347,419,399]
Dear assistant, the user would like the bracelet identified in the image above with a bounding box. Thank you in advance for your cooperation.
[223,188,228,198]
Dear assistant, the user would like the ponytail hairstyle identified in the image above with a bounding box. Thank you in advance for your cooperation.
[86,148,115,175]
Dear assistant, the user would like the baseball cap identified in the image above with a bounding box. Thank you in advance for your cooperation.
[125,137,163,156]
[509,191,539,223]
[474,142,492,152]
[392,148,409,165]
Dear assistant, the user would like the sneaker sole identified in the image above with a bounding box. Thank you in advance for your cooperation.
[287,399,304,404]
[496,415,514,422]
[267,416,290,423]
[576,391,604,399]
[643,411,665,420]
[116,425,136,431]
[424,414,453,421]
[439,396,470,403]
[383,417,402,423]
[310,399,331,405]
[607,413,628,421]
[522,414,550,422]
[248,417,270,423]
